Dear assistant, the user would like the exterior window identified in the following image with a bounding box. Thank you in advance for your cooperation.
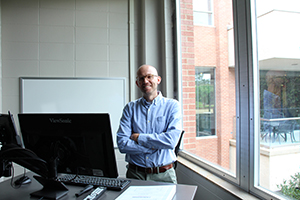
[256,1,300,197]
[181,0,300,199]
[181,0,235,174]
[195,67,215,137]
[193,0,213,26]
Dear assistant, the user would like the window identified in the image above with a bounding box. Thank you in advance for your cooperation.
[179,0,300,199]
[255,1,300,199]
[195,67,215,137]
[193,0,214,26]
[181,0,236,175]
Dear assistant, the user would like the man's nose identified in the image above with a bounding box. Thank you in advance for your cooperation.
[142,77,149,83]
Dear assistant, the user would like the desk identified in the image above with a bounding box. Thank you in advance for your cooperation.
[0,172,197,200]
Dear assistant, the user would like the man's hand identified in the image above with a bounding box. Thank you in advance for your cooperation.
[130,133,140,143]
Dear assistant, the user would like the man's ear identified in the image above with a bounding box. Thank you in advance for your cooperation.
[157,76,162,84]
[136,80,139,87]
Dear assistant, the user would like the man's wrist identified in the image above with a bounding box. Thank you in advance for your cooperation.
[130,133,140,143]
[136,134,139,143]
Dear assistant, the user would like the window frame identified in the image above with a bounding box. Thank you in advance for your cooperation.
[193,0,214,26]
[176,0,286,199]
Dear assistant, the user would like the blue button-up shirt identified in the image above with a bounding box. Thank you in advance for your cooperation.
[117,92,182,168]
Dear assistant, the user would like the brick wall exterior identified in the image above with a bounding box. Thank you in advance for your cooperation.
[181,0,197,154]
[181,0,235,170]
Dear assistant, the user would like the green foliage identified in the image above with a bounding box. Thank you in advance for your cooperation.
[195,70,215,109]
[196,84,214,109]
[196,101,203,109]
[286,75,300,108]
[277,172,300,199]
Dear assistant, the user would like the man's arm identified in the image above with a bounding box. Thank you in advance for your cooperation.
[117,104,153,154]
[137,100,182,150]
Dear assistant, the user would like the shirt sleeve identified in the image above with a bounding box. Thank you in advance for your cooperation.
[137,100,182,150]
[117,103,154,154]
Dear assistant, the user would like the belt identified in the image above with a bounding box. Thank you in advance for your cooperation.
[129,163,173,174]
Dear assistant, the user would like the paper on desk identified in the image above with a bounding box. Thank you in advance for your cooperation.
[115,185,176,200]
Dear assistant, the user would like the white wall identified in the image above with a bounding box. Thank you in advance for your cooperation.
[257,10,300,61]
[0,0,177,118]
[256,0,300,16]
[0,0,130,178]
[1,0,129,116]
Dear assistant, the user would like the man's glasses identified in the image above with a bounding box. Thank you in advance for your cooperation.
[136,74,158,82]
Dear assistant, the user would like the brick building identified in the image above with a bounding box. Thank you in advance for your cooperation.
[181,0,235,170]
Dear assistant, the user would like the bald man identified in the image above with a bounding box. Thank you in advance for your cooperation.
[117,64,182,183]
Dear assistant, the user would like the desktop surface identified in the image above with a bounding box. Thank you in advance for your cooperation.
[1,172,197,200]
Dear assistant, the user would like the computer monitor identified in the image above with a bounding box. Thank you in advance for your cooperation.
[18,113,118,179]
[0,112,48,179]
[0,112,22,178]
[0,112,22,147]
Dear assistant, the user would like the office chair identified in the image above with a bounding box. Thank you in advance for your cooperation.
[174,130,185,169]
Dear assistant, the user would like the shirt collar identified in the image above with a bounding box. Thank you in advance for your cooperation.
[142,91,162,106]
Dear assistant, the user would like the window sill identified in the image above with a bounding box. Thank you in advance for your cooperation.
[177,155,261,200]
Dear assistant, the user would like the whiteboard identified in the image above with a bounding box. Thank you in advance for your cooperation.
[20,77,126,147]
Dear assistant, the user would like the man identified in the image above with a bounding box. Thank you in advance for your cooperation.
[117,64,182,183]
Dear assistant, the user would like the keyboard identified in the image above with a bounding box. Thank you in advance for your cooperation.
[57,174,131,191]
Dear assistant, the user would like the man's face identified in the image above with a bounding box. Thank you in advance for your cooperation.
[136,66,161,96]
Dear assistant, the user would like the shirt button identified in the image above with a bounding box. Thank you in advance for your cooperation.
[148,120,150,123]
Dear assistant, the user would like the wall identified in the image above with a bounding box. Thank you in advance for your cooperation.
[176,157,262,200]
[257,10,300,61]
[1,0,129,116]
[230,138,300,191]
[176,163,240,200]
[0,0,130,178]
[1,0,130,180]
[0,0,177,117]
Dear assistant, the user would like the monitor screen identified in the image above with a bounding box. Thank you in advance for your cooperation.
[18,113,118,179]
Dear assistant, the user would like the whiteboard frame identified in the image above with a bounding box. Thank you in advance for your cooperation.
[19,77,126,147]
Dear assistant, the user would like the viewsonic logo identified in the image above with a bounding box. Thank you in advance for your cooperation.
[49,118,72,123]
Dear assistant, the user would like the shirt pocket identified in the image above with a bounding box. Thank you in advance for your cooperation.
[155,116,166,133]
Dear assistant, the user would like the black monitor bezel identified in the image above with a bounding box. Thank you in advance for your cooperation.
[18,113,118,179]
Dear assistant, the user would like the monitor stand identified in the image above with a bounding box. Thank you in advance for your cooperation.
[30,175,68,200]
